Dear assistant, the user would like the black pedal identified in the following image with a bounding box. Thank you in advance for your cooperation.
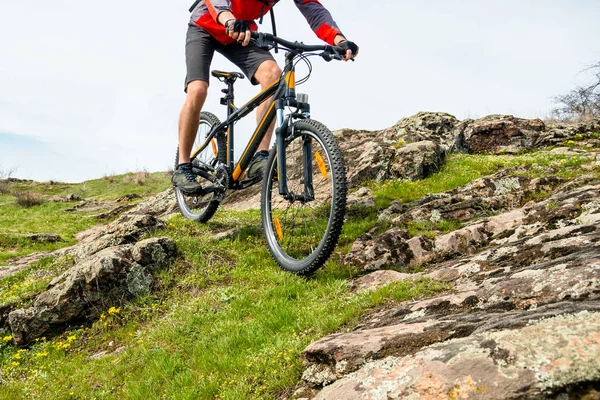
[180,186,206,196]
[220,98,227,105]
[237,176,262,189]
[221,89,228,94]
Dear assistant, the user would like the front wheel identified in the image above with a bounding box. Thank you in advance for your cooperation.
[261,119,347,275]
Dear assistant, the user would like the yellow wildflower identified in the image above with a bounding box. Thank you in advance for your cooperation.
[11,361,19,367]
[2,335,13,342]
[14,353,21,360]
[67,335,76,342]
[54,341,70,350]
[108,307,120,315]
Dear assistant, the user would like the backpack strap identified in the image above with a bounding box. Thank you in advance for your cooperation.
[189,0,201,13]
[269,8,279,53]
[257,0,280,53]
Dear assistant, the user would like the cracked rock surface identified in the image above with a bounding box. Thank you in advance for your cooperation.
[297,115,600,399]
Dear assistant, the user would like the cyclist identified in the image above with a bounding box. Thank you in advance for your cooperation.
[172,0,359,193]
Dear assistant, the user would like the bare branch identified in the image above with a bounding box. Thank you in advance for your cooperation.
[552,62,600,120]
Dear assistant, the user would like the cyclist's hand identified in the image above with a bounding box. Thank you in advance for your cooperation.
[335,38,359,61]
[225,19,252,47]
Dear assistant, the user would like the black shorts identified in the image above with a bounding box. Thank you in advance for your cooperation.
[185,24,275,91]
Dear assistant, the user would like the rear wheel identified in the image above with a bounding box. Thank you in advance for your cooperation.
[175,111,226,222]
[261,119,347,275]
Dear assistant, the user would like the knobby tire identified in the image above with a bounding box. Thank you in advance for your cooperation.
[261,119,347,275]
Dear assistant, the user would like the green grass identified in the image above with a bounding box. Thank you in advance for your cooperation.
[6,171,170,202]
[0,148,597,399]
[0,210,449,399]
[0,257,71,308]
[0,197,101,264]
[372,151,594,209]
[0,172,170,265]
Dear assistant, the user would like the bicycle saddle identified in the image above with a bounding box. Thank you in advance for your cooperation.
[211,70,245,80]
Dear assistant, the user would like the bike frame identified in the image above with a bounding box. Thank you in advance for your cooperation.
[190,49,307,197]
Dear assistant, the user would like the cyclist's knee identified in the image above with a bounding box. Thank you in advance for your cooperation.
[186,80,209,106]
[255,61,281,86]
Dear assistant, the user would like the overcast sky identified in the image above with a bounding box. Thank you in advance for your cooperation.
[1,0,599,182]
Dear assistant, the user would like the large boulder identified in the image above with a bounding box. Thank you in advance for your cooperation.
[335,113,459,187]
[460,115,545,154]
[390,140,445,181]
[69,213,166,261]
[335,129,397,187]
[8,237,176,346]
[393,112,459,149]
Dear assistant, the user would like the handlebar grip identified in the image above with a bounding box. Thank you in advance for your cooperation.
[332,46,345,55]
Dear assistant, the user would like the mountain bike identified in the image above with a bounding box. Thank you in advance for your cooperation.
[174,32,348,275]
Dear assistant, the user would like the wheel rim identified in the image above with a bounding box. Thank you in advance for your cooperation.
[176,119,218,219]
[264,129,336,268]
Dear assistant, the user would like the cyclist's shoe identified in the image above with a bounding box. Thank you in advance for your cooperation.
[172,163,202,194]
[245,150,270,181]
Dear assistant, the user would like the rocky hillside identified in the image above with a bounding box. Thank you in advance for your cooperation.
[0,112,599,399]
[299,113,600,399]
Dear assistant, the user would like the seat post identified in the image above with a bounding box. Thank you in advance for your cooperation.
[219,78,236,117]
[226,79,235,118]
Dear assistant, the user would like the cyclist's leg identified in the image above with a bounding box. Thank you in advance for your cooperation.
[179,25,216,165]
[179,81,209,165]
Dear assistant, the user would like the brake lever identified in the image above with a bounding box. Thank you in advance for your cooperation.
[320,51,337,62]
[250,33,275,51]
[328,47,355,62]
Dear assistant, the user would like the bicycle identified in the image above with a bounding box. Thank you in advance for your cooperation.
[174,32,348,275]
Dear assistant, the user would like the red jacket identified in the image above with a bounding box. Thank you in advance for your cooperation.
[190,0,343,45]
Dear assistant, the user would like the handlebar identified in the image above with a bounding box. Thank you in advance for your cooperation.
[250,31,346,62]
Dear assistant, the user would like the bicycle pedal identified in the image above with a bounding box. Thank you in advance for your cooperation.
[238,175,262,189]
[203,183,226,194]
[180,186,206,196]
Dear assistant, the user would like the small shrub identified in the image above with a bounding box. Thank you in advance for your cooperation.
[551,61,600,120]
[0,180,11,195]
[0,166,15,194]
[102,174,116,183]
[123,170,151,186]
[14,191,45,208]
